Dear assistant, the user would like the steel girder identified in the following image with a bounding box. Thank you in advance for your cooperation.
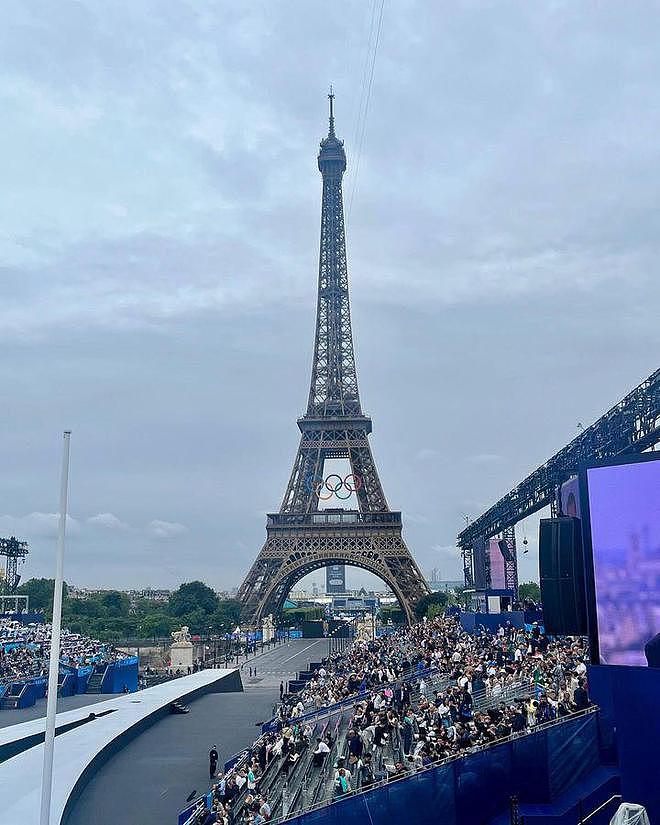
[307,121,360,418]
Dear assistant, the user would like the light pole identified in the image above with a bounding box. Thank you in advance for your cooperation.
[40,431,71,825]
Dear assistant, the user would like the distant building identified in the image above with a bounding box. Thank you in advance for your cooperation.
[129,588,171,603]
[428,579,463,593]
[66,586,171,605]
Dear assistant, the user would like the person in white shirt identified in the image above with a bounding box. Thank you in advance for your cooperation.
[313,738,330,766]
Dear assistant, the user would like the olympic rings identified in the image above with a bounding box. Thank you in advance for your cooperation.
[305,472,362,500]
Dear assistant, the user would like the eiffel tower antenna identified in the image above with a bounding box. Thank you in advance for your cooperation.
[237,96,429,624]
[328,85,335,136]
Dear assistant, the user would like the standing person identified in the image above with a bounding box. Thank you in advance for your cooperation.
[279,681,284,700]
[259,793,271,822]
[209,744,219,779]
[573,678,589,710]
[402,711,414,757]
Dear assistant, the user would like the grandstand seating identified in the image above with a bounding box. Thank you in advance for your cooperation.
[180,616,598,825]
[0,616,139,707]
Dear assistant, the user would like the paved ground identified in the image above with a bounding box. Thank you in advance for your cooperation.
[67,638,329,825]
[0,692,115,729]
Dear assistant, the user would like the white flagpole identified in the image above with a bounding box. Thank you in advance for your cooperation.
[40,431,71,825]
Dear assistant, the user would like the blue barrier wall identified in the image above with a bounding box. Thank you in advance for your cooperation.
[459,611,525,634]
[523,607,544,625]
[29,677,47,702]
[59,673,76,697]
[75,665,93,694]
[3,677,48,709]
[283,713,600,825]
[102,657,138,693]
[589,664,660,822]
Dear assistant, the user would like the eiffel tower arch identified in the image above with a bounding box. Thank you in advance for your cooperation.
[237,93,429,624]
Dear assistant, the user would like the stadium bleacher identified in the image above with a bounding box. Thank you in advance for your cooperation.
[179,615,594,825]
[0,616,133,708]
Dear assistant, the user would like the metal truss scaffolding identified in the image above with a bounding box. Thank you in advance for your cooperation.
[0,536,29,594]
[459,368,660,587]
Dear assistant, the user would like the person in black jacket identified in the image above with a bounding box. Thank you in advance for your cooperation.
[573,679,589,710]
[511,705,526,733]
[209,745,218,779]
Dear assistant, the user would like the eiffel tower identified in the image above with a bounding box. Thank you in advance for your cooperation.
[237,93,429,624]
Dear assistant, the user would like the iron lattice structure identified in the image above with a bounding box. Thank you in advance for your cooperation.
[0,536,29,594]
[237,96,429,624]
[459,367,660,587]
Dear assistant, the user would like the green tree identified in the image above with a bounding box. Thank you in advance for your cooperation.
[139,611,177,638]
[518,581,541,603]
[281,606,324,624]
[168,581,219,618]
[99,590,130,618]
[426,603,445,620]
[174,607,212,636]
[414,591,449,620]
[16,578,69,617]
[447,585,468,608]
[211,599,242,632]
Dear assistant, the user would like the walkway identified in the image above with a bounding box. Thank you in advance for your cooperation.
[67,638,327,825]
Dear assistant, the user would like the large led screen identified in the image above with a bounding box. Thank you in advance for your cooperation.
[488,538,506,589]
[586,457,660,666]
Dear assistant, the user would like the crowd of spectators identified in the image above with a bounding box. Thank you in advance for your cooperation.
[329,618,589,785]
[0,617,129,684]
[190,615,590,823]
[196,725,316,825]
[279,616,588,722]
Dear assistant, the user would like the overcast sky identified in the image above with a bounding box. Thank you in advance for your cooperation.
[1,1,658,593]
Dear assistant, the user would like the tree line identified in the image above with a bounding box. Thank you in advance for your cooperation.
[13,577,542,643]
[15,578,242,642]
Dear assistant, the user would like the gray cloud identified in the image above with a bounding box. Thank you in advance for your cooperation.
[0,2,658,590]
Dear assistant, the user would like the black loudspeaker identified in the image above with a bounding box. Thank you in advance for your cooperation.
[473,536,487,590]
[498,539,513,562]
[539,517,588,636]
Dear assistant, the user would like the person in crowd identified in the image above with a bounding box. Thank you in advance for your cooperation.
[573,677,590,710]
[209,745,219,779]
[334,767,351,796]
[359,752,375,789]
[246,762,257,791]
[258,793,271,822]
[312,737,330,766]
